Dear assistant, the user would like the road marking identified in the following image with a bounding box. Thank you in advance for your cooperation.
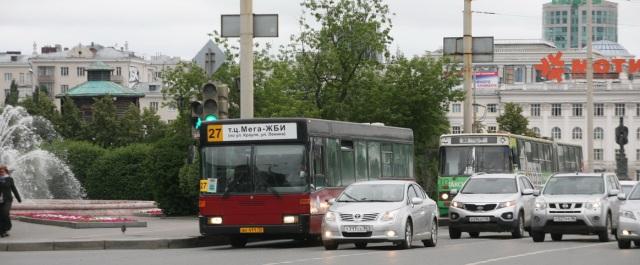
[463,242,616,265]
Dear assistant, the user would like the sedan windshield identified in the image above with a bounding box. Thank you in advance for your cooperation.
[461,178,517,194]
[338,184,404,202]
[543,176,604,195]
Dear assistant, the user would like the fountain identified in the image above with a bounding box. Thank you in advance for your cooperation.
[1,105,157,216]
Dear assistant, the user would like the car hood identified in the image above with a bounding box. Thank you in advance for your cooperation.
[330,201,404,214]
[453,193,519,203]
[620,200,640,211]
[538,194,605,203]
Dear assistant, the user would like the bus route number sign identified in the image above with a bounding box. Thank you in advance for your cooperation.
[206,123,297,142]
[207,125,223,142]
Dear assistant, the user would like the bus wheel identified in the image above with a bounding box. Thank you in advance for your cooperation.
[229,237,248,248]
[468,232,480,238]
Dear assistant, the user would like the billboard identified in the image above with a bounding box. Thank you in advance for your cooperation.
[474,71,499,89]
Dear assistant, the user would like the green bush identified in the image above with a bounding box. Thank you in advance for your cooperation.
[144,134,197,216]
[85,144,154,200]
[43,140,106,188]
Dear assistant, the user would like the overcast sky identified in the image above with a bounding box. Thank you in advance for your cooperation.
[2,0,640,60]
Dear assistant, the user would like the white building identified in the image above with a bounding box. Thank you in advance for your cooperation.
[1,42,182,121]
[445,39,640,180]
[0,51,32,104]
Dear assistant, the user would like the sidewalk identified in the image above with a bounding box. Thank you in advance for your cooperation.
[0,216,226,251]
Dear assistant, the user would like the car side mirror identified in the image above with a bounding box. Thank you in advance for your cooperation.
[450,189,458,196]
[617,193,627,201]
[533,190,541,197]
[411,197,424,205]
[327,198,336,205]
[608,189,619,197]
[522,189,534,196]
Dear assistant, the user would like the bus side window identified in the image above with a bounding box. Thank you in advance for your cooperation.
[326,138,340,186]
[381,143,393,177]
[312,137,326,189]
[340,140,356,186]
[355,141,368,182]
[368,142,381,179]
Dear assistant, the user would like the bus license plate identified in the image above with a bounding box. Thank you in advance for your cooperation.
[342,225,371,233]
[469,217,490,222]
[553,216,577,222]
[239,227,264,233]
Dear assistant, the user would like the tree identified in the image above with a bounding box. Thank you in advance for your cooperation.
[161,62,208,115]
[19,86,61,124]
[116,104,143,146]
[58,96,85,140]
[140,108,167,142]
[90,96,119,147]
[497,103,532,136]
[5,80,19,105]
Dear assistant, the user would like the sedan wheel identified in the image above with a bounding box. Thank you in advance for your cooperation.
[532,231,545,242]
[397,221,413,249]
[449,226,462,239]
[323,240,339,250]
[354,242,368,249]
[618,239,631,249]
[423,218,438,247]
[512,213,525,239]
[598,214,612,242]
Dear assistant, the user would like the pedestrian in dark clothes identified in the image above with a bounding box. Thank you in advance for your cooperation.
[0,165,22,238]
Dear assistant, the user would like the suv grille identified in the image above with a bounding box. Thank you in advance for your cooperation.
[464,204,497,212]
[339,213,379,222]
[549,203,582,209]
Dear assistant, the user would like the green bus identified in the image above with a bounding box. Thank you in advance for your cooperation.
[436,133,582,217]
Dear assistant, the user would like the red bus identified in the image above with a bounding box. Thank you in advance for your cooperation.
[198,118,415,247]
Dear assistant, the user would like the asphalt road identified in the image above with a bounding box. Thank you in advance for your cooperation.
[2,229,639,265]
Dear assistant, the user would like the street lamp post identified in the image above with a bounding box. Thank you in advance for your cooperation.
[239,0,254,119]
[585,0,594,172]
[463,0,474,133]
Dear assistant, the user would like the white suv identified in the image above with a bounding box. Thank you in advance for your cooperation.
[531,173,622,242]
[448,173,537,239]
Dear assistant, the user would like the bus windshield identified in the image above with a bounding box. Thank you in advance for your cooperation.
[439,146,511,176]
[461,178,517,194]
[202,145,309,194]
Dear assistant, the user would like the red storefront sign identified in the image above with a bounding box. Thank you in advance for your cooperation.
[535,51,640,82]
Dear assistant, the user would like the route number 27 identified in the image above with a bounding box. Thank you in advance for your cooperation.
[207,125,223,142]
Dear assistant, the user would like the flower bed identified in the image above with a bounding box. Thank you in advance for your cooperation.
[13,212,135,223]
[134,208,164,217]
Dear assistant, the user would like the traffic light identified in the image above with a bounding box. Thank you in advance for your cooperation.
[202,82,219,122]
[190,101,203,129]
[217,84,229,119]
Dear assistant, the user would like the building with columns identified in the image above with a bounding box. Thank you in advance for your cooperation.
[444,39,640,180]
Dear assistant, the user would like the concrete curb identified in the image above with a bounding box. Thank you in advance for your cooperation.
[17,217,147,229]
[0,236,227,252]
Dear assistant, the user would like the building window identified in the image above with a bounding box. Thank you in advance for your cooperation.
[154,72,162,80]
[637,128,640,140]
[636,149,640,161]
[594,127,604,140]
[615,103,625,117]
[77,67,85,76]
[487,104,497,113]
[636,103,640,117]
[150,102,159,112]
[148,85,158,91]
[61,67,69,76]
[452,103,461,113]
[19,73,25,84]
[594,149,603,161]
[572,103,583,117]
[572,127,582,140]
[452,126,461,134]
[532,127,540,136]
[594,103,604,117]
[488,126,497,133]
[4,73,12,81]
[551,104,562,117]
[116,67,122,76]
[61,85,69,93]
[531,104,541,117]
[552,127,562,139]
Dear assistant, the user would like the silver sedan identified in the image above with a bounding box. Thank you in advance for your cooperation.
[617,184,640,249]
[321,180,438,250]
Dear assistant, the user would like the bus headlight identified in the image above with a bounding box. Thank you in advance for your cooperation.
[208,216,223,225]
[283,215,299,224]
[441,193,450,200]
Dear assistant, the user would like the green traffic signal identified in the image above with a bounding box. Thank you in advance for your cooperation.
[205,114,218,122]
[193,117,203,129]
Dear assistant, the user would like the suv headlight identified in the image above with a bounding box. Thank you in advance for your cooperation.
[451,201,464,209]
[497,200,517,209]
[585,201,601,211]
[535,201,547,210]
[325,211,337,222]
[620,210,636,220]
[381,210,399,222]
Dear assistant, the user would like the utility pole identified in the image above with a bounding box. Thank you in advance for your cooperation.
[240,0,254,118]
[463,0,474,133]
[585,0,594,172]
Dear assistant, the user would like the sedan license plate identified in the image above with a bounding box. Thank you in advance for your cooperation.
[342,225,372,233]
[469,217,491,222]
[239,227,264,233]
[553,216,577,222]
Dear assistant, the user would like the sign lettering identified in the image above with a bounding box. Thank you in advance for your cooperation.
[536,51,640,82]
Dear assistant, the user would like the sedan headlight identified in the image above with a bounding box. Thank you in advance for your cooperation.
[451,201,464,209]
[585,201,601,211]
[381,210,399,222]
[620,210,636,220]
[497,200,517,209]
[535,201,547,210]
[325,211,337,222]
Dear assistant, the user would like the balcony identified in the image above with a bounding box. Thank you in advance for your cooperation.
[37,75,55,83]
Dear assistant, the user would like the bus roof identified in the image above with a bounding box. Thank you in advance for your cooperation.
[440,133,580,147]
[203,118,413,144]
